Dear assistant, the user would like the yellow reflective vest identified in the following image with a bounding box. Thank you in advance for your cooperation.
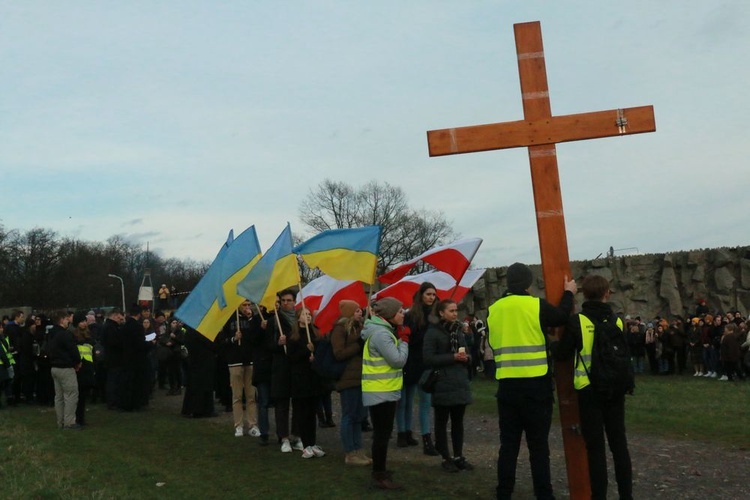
[573,314,624,390]
[77,343,94,363]
[487,294,548,379]
[0,337,14,366]
[362,328,403,394]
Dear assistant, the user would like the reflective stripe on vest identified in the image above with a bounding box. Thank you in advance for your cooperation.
[78,343,93,363]
[361,332,403,393]
[574,314,624,390]
[487,295,548,379]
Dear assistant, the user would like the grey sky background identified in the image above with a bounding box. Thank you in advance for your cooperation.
[2,1,748,268]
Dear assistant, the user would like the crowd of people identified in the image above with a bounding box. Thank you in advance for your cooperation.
[3,274,749,496]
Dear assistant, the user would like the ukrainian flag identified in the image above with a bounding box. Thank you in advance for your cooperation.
[237,224,300,309]
[194,226,262,338]
[293,226,381,284]
[175,230,234,340]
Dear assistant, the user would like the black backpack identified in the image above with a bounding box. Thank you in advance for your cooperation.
[578,314,635,396]
[310,337,347,381]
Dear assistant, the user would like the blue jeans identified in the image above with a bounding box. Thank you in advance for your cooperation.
[255,381,271,438]
[339,387,365,452]
[396,382,431,434]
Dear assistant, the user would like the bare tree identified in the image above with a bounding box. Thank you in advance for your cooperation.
[298,179,456,274]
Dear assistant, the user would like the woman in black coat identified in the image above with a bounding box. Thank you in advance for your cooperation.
[423,299,473,472]
[180,328,217,418]
[286,307,326,459]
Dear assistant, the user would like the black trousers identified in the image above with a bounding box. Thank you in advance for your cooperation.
[434,404,466,459]
[292,396,318,448]
[496,387,554,500]
[369,401,397,473]
[578,388,633,500]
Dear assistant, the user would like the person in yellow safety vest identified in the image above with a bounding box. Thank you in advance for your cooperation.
[72,312,95,427]
[556,274,633,500]
[361,297,409,491]
[0,322,15,409]
[487,262,577,500]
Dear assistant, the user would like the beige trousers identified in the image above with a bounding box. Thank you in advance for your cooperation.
[51,367,79,428]
[229,365,257,429]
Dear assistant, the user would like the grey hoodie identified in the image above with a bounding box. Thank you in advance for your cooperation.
[360,315,409,407]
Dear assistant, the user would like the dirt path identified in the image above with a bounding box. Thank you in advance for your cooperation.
[154,389,749,499]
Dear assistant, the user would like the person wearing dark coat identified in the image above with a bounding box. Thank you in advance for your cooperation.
[267,289,302,452]
[398,282,440,455]
[330,300,370,466]
[556,275,633,500]
[16,317,39,403]
[423,299,474,472]
[250,308,273,445]
[72,312,95,426]
[101,309,124,409]
[47,310,82,429]
[286,307,326,459]
[119,306,153,411]
[180,327,218,418]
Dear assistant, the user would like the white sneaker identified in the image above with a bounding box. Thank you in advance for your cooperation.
[292,438,304,451]
[703,371,712,377]
[248,426,261,437]
[234,426,244,437]
[281,439,292,453]
[710,372,717,378]
[311,445,325,457]
[692,372,699,377]
[718,375,728,381]
[301,446,315,459]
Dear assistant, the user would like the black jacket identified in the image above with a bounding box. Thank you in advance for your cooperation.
[423,319,473,407]
[48,325,81,369]
[216,313,260,366]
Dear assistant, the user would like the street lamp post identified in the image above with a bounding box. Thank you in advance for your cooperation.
[108,274,126,312]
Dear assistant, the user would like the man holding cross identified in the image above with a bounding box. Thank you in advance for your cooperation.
[487,263,576,499]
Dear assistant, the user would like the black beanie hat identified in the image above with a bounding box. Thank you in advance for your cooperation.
[72,312,87,326]
[506,262,533,293]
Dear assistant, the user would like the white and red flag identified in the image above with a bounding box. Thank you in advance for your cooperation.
[296,275,367,334]
[373,269,485,308]
[377,237,482,285]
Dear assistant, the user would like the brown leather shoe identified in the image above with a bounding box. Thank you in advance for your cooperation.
[372,471,403,490]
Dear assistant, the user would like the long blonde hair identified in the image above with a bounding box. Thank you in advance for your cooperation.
[290,308,317,342]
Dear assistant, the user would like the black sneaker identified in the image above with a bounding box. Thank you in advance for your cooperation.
[441,459,460,473]
[453,457,474,471]
[259,435,269,446]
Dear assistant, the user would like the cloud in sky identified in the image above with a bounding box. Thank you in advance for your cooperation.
[2,1,749,270]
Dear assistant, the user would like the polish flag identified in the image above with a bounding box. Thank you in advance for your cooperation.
[373,269,485,308]
[296,275,367,334]
[377,237,482,285]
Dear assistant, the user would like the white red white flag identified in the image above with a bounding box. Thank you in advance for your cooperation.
[296,275,367,334]
[373,269,485,308]
[377,237,482,285]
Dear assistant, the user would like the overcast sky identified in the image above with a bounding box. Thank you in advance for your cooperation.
[2,1,748,269]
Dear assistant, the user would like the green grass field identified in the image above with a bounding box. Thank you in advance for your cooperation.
[1,375,747,499]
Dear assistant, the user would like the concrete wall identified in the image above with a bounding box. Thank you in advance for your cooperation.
[462,246,750,321]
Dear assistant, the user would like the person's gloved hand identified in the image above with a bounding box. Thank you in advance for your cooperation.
[397,325,411,343]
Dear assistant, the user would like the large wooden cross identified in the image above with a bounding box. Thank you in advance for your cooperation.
[426,21,655,499]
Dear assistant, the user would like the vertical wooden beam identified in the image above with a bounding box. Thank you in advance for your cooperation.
[514,21,590,499]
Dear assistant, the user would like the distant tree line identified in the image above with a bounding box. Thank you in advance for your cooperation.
[0,224,208,311]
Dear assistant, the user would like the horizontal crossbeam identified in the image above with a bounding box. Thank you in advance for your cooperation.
[427,105,655,157]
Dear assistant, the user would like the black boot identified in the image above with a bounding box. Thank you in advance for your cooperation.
[405,430,419,446]
[422,433,439,456]
[396,432,409,448]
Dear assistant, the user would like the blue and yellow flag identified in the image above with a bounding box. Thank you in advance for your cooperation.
[293,226,381,284]
[237,224,300,309]
[175,226,262,341]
